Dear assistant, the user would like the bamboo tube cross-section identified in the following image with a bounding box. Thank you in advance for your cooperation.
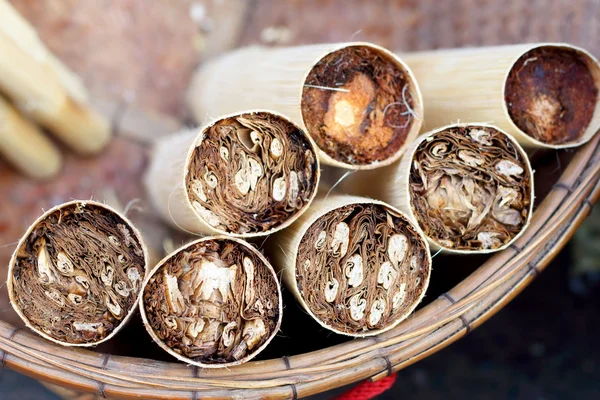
[8,201,149,347]
[139,236,283,368]
[145,110,320,237]
[269,195,431,337]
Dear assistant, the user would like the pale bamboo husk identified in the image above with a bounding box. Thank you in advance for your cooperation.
[7,200,149,347]
[139,236,283,368]
[145,129,210,235]
[188,42,423,170]
[0,0,88,104]
[340,123,535,254]
[145,109,321,238]
[0,95,62,179]
[270,195,432,337]
[400,43,600,149]
[0,3,110,154]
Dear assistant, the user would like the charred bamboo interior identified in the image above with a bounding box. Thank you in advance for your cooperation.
[295,202,430,335]
[10,203,146,345]
[185,112,319,235]
[301,45,418,166]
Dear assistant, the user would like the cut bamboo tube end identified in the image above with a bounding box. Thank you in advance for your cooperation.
[139,236,283,368]
[7,200,149,347]
[145,110,320,238]
[270,195,431,337]
[341,124,535,254]
[401,43,600,149]
[0,95,62,179]
[188,42,423,170]
[0,5,111,155]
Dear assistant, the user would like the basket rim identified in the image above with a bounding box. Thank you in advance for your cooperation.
[1,134,599,399]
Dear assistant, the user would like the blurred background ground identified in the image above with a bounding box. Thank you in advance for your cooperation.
[1,0,599,398]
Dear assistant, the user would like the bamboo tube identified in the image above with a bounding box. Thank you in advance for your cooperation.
[188,42,423,170]
[145,110,320,238]
[7,200,149,347]
[340,124,535,254]
[139,236,283,368]
[0,95,62,179]
[0,6,110,154]
[0,0,88,103]
[400,43,600,149]
[270,195,431,337]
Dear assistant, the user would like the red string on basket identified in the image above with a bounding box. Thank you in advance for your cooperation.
[334,373,397,400]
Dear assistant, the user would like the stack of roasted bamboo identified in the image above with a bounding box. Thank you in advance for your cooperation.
[6,0,600,368]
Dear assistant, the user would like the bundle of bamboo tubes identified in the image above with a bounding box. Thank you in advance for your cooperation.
[6,0,600,373]
[145,110,320,237]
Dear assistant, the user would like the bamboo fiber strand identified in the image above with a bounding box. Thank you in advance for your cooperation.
[145,110,320,237]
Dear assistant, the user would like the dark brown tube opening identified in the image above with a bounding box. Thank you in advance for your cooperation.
[10,202,146,345]
[141,238,281,366]
[185,111,319,235]
[295,202,430,335]
[409,126,533,251]
[505,46,599,145]
[301,45,418,166]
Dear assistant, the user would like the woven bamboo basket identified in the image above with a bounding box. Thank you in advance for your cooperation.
[0,121,598,398]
